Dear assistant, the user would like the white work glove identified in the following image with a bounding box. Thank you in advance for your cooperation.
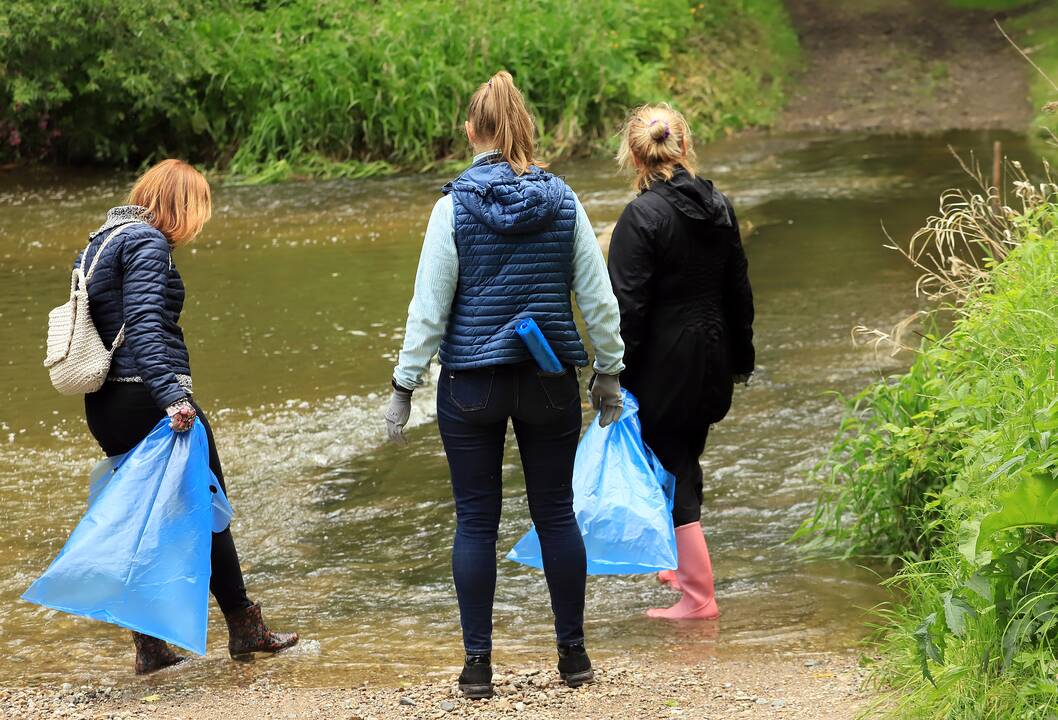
[588,373,623,428]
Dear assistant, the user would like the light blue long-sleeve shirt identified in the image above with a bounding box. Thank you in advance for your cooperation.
[394,156,625,389]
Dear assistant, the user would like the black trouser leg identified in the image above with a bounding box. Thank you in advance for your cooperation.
[643,425,709,527]
[188,405,252,614]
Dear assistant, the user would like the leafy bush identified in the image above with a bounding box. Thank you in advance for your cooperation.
[0,0,800,179]
[799,168,1058,716]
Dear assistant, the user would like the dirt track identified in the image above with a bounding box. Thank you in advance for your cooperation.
[779,0,1035,133]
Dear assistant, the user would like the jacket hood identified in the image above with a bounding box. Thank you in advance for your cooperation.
[647,168,732,227]
[444,160,567,235]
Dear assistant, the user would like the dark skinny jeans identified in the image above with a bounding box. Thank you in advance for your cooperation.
[84,381,252,616]
[437,363,586,655]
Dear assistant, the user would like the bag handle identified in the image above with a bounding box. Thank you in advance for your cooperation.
[78,221,144,287]
[74,221,146,353]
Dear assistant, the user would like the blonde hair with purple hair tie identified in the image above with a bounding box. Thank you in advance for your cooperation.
[617,103,696,192]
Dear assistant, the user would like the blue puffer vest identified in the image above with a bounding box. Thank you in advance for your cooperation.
[438,157,589,370]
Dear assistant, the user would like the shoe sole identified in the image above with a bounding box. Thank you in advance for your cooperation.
[136,657,191,675]
[230,640,301,662]
[458,682,494,699]
[560,669,595,688]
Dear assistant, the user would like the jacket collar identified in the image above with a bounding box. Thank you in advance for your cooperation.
[442,150,503,194]
[90,205,150,239]
[646,167,732,227]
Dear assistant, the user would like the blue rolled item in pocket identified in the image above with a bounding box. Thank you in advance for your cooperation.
[22,419,228,655]
[516,317,564,374]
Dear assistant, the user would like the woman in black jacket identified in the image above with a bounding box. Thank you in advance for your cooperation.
[78,159,297,672]
[608,105,754,620]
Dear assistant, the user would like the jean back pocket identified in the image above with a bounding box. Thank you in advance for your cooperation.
[448,368,496,412]
[537,367,579,411]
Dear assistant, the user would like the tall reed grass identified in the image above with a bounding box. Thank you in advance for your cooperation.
[0,0,799,181]
[798,160,1058,716]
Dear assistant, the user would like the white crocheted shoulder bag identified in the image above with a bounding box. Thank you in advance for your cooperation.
[43,224,135,395]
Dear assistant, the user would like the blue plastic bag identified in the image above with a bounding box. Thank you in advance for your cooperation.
[507,390,678,574]
[22,419,228,655]
[515,317,564,374]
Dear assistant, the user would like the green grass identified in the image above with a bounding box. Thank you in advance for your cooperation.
[0,0,799,181]
[798,174,1058,717]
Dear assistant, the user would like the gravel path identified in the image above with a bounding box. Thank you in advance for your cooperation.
[0,653,875,720]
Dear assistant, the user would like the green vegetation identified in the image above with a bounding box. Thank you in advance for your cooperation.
[798,165,1058,717]
[0,0,799,181]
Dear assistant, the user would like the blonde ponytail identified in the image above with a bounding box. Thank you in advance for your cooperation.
[466,71,544,175]
[617,104,696,192]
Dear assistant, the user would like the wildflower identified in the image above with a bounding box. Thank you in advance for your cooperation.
[7,129,20,147]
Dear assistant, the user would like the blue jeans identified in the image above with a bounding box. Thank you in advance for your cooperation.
[437,362,586,654]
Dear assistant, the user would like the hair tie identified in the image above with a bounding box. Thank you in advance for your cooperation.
[647,119,671,140]
[487,79,493,87]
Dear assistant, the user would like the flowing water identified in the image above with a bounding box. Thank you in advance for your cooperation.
[0,130,1033,687]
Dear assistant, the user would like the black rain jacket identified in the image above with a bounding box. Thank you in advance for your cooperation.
[607,167,754,430]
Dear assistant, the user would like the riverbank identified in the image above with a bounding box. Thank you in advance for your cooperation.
[0,653,871,720]
[0,0,798,181]
[799,167,1058,716]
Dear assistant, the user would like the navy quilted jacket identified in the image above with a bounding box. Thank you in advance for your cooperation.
[438,158,588,369]
[76,215,191,410]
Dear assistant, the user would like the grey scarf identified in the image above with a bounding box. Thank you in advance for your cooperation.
[90,205,151,239]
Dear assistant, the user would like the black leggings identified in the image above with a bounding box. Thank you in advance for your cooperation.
[641,425,709,528]
[85,382,251,615]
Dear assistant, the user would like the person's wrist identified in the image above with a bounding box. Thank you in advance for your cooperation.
[391,378,414,396]
[166,397,191,413]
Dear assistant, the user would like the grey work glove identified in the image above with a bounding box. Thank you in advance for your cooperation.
[733,372,753,386]
[384,382,413,444]
[589,372,623,428]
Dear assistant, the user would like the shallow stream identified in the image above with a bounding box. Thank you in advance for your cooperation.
[0,130,1032,686]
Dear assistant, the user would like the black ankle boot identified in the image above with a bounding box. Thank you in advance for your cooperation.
[458,653,494,699]
[557,643,594,688]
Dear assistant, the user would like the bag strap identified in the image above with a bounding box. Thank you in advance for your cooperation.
[75,221,146,354]
[79,221,145,286]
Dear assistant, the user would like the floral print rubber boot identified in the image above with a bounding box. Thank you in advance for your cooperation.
[223,602,299,660]
[132,631,187,674]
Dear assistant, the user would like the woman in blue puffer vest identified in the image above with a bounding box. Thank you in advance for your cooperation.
[78,160,298,673]
[383,71,626,698]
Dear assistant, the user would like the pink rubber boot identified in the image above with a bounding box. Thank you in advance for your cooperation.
[657,570,681,591]
[647,522,720,620]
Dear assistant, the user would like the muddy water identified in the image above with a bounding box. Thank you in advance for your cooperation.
[0,131,1031,687]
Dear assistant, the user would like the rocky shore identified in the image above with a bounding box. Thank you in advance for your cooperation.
[0,652,876,720]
